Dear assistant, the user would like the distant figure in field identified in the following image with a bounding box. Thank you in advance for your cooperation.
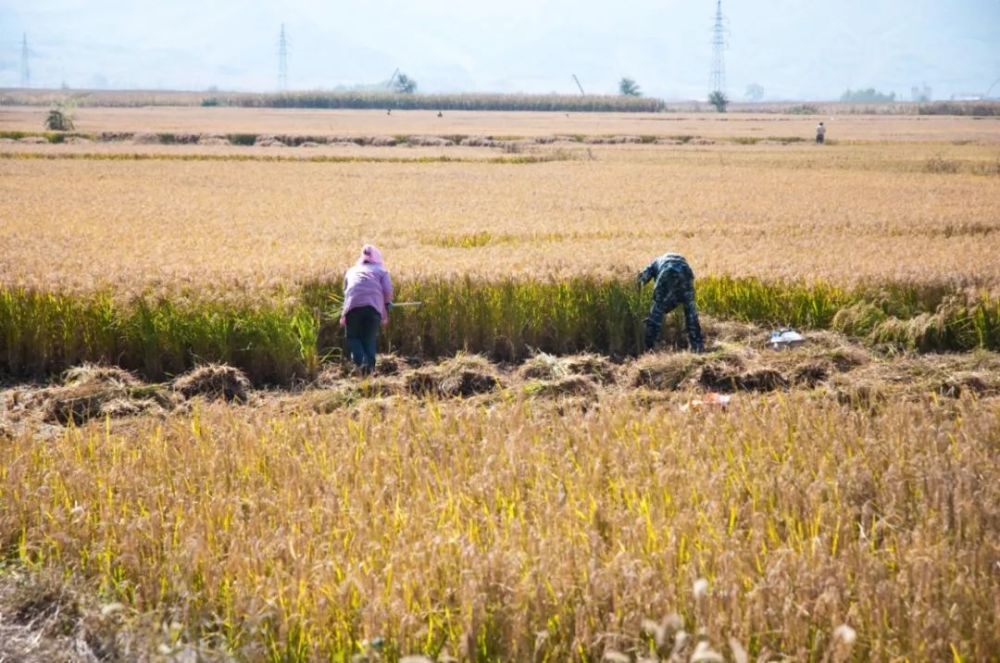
[816,121,826,144]
[437,111,443,117]
[386,109,392,116]
[637,253,705,353]
[341,245,393,375]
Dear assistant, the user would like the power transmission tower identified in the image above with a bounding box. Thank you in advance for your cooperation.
[278,23,289,91]
[20,33,30,88]
[709,0,727,96]
[386,67,400,90]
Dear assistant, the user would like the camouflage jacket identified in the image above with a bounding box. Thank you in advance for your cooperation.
[637,253,693,286]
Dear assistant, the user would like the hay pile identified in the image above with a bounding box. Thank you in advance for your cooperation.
[407,136,453,147]
[172,364,250,403]
[523,375,599,399]
[630,352,703,390]
[792,360,832,387]
[405,354,502,397]
[315,355,408,387]
[517,353,569,381]
[1,363,258,432]
[311,378,404,413]
[3,325,998,427]
[583,135,642,144]
[460,137,499,147]
[629,342,826,393]
[0,365,172,427]
[698,362,788,392]
[556,353,616,384]
[254,135,286,147]
[518,352,616,384]
[39,364,171,425]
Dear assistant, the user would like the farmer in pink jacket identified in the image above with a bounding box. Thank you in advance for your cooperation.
[340,244,393,374]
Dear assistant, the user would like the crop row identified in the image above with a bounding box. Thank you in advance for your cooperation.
[0,151,560,165]
[206,91,666,113]
[1,277,997,383]
[0,130,811,147]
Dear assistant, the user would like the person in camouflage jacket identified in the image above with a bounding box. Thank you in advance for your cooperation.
[637,253,705,352]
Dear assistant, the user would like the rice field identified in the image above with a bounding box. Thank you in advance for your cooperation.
[1,106,999,661]
[2,137,999,295]
[3,101,1000,141]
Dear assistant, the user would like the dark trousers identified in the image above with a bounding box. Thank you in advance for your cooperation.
[645,269,704,352]
[345,306,381,374]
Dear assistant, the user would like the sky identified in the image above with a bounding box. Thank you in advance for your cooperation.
[0,0,998,100]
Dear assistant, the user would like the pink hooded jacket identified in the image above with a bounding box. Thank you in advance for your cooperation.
[340,245,393,326]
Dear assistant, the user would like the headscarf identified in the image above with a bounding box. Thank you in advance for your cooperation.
[357,244,384,266]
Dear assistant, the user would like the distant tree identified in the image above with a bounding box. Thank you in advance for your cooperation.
[44,100,75,131]
[618,77,642,97]
[745,83,764,101]
[708,90,729,112]
[393,73,417,94]
[910,83,932,102]
[840,88,896,103]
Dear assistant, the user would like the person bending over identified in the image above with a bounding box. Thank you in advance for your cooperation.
[341,244,393,374]
[637,252,705,353]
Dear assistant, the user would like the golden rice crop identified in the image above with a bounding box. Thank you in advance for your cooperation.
[2,108,999,661]
[1,393,997,660]
[1,136,998,298]
[2,103,999,142]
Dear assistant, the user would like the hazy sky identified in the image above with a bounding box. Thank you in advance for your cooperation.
[1,0,997,100]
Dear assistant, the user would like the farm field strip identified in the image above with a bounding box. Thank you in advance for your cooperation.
[0,150,558,165]
[2,148,999,296]
[4,139,1000,178]
[7,133,1000,169]
[4,105,1000,142]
